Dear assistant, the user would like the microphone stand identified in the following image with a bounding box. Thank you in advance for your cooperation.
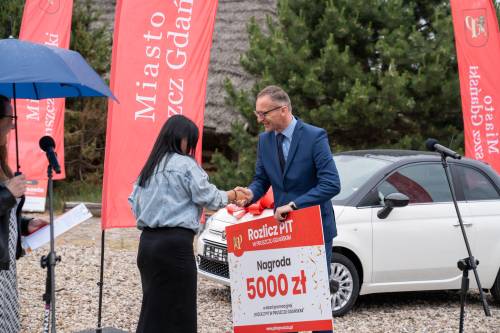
[438,153,491,333]
[41,163,60,333]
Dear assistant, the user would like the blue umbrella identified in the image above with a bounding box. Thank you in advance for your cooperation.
[0,38,116,99]
[0,37,116,172]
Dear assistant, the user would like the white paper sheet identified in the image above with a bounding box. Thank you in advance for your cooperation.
[21,203,93,252]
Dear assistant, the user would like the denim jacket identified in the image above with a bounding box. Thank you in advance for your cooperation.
[128,153,228,232]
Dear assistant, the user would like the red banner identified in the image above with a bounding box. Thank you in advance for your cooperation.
[102,0,219,229]
[451,0,500,173]
[7,0,73,179]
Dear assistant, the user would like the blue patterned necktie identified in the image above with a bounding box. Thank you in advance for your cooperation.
[276,133,285,172]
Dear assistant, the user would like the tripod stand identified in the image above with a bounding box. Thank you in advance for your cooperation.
[41,163,60,333]
[438,152,491,332]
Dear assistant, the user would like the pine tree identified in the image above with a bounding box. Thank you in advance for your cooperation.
[65,0,112,182]
[212,0,467,188]
[0,0,23,39]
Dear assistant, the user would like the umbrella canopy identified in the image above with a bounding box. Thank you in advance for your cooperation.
[0,37,116,173]
[0,38,116,100]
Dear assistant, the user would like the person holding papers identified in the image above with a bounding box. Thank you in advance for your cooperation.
[129,115,245,333]
[0,95,48,333]
[235,86,340,333]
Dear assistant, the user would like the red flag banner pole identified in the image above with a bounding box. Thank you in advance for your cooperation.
[7,0,73,180]
[450,0,500,173]
[102,0,219,229]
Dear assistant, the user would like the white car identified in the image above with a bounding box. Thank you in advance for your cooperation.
[196,150,500,316]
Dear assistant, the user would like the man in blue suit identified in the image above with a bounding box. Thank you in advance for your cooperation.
[237,85,341,333]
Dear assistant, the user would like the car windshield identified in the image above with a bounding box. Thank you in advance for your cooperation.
[333,155,392,202]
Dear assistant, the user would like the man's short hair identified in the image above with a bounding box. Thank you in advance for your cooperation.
[257,85,292,111]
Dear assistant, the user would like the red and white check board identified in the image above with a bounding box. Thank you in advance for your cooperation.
[226,206,333,333]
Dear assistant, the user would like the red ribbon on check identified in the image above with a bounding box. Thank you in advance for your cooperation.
[226,188,274,219]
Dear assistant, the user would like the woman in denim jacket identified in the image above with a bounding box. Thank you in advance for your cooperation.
[129,115,243,333]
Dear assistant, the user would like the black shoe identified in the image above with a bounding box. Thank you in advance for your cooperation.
[329,279,339,294]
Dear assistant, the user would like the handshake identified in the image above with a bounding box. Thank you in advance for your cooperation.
[226,187,292,222]
[227,187,253,207]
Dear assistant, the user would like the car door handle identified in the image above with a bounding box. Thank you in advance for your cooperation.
[453,223,473,227]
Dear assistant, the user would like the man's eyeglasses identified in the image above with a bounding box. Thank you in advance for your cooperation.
[254,105,284,118]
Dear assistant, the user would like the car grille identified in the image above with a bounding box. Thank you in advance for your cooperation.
[198,257,230,279]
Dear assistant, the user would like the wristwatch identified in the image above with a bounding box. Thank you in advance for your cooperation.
[289,201,298,210]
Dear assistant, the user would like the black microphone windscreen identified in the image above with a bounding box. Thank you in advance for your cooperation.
[39,136,56,152]
[425,138,438,152]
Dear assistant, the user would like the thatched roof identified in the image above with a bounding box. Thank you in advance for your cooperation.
[89,0,115,27]
[90,0,277,134]
[205,0,277,133]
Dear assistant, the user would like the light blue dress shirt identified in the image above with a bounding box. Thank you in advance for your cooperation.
[128,153,228,232]
[275,116,297,161]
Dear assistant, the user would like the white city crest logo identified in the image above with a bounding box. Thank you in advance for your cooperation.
[465,15,486,39]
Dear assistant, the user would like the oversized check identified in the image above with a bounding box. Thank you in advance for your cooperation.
[226,205,333,333]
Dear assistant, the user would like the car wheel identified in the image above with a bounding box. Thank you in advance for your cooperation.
[330,253,360,317]
[492,269,500,304]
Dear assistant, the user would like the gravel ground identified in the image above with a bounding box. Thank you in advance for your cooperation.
[16,217,500,333]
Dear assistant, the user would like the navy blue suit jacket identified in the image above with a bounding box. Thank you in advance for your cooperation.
[248,119,341,241]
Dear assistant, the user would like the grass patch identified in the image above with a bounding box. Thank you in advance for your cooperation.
[52,180,102,212]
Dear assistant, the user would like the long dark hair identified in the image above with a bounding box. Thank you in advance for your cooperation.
[137,115,199,187]
[0,95,13,181]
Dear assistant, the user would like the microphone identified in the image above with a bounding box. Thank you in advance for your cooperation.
[425,138,461,159]
[39,136,61,174]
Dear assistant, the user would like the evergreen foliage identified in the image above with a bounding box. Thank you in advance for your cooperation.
[65,0,112,182]
[212,0,468,189]
[0,0,23,38]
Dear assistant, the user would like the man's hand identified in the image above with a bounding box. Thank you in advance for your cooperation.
[5,174,26,198]
[27,218,49,234]
[274,204,293,222]
[234,187,253,207]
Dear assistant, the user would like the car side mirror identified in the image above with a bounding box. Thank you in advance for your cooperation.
[377,193,410,219]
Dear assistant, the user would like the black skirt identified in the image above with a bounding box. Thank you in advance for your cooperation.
[136,227,196,333]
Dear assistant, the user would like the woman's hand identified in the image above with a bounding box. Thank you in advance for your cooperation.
[226,187,253,205]
[5,174,26,198]
[27,218,49,234]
